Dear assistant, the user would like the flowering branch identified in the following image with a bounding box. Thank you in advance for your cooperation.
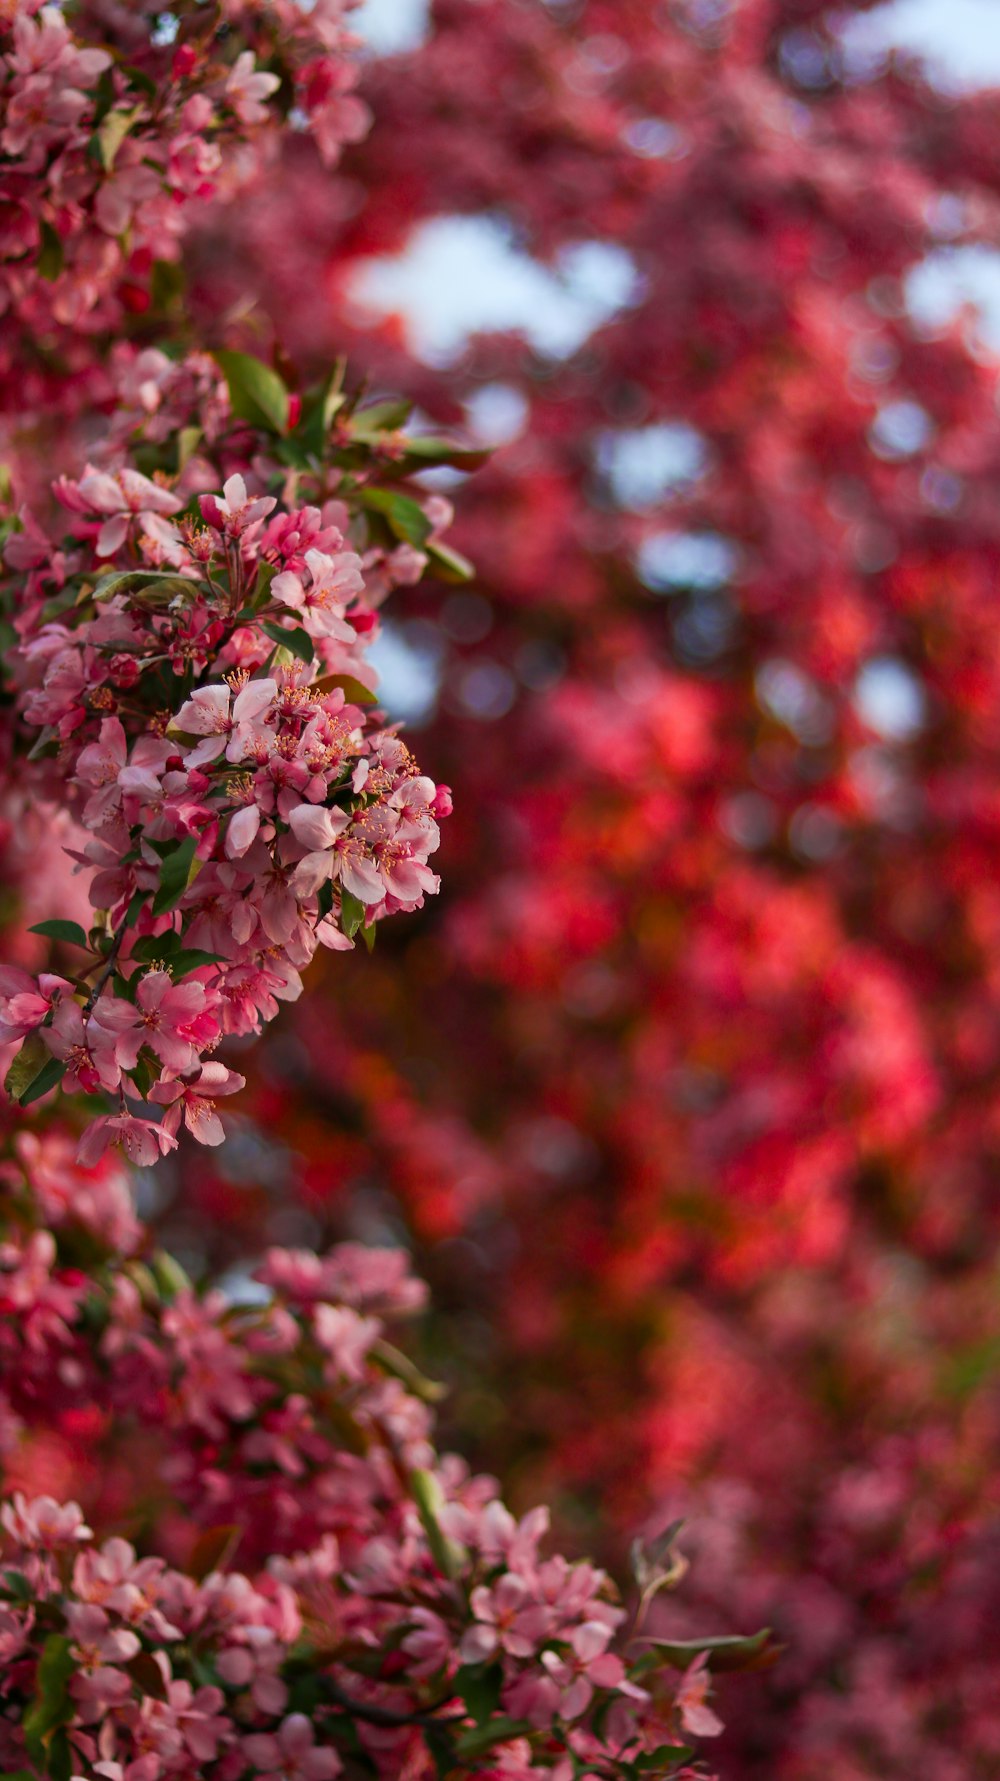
[0,351,463,1166]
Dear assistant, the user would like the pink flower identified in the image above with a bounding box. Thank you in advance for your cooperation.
[174,677,277,768]
[159,1678,230,1763]
[0,1603,33,1665]
[459,1574,544,1664]
[117,736,172,810]
[161,1291,254,1432]
[66,1602,140,1722]
[113,972,221,1074]
[1,1493,91,1550]
[675,1655,723,1739]
[75,716,127,822]
[149,1062,246,1146]
[271,546,364,641]
[311,1304,379,1382]
[243,1712,341,1781]
[215,1640,288,1715]
[43,999,122,1096]
[63,465,182,558]
[226,50,281,125]
[90,1759,161,1781]
[0,968,72,1043]
[226,803,262,858]
[501,1670,561,1731]
[539,1621,634,1722]
[199,474,276,537]
[288,803,384,905]
[73,1538,177,1636]
[95,163,162,238]
[77,1113,179,1168]
[297,55,370,164]
[402,1608,452,1680]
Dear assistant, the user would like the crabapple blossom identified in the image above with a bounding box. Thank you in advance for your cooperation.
[0,1,371,419]
[0,356,455,1163]
[0,1131,731,1781]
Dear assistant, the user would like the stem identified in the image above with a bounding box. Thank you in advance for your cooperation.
[83,925,127,1014]
[324,1680,463,1729]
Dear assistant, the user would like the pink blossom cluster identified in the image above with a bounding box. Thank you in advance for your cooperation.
[0,0,368,401]
[0,358,457,1165]
[0,1133,725,1781]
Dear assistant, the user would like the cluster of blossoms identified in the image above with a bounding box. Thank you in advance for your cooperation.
[0,1129,736,1781]
[0,351,463,1165]
[0,0,368,410]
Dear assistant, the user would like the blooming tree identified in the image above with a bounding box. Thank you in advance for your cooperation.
[0,1121,747,1780]
[0,2,758,1777]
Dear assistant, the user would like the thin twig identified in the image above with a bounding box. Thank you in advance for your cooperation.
[324,1679,463,1729]
[83,925,127,1015]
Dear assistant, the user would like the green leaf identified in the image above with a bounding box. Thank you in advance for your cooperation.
[29,920,89,948]
[340,888,366,940]
[97,105,139,170]
[0,1569,32,1603]
[255,559,277,604]
[93,569,197,605]
[373,1338,446,1402]
[296,364,349,455]
[320,672,378,707]
[361,920,376,954]
[18,1055,67,1109]
[351,397,414,436]
[399,436,490,468]
[151,258,186,310]
[633,1746,696,1770]
[37,220,64,282]
[0,1768,39,1779]
[322,359,348,426]
[172,949,225,975]
[23,1634,75,1761]
[124,889,147,928]
[424,1726,458,1781]
[427,539,476,583]
[410,1468,467,1579]
[150,1249,191,1302]
[89,64,116,127]
[151,834,201,916]
[214,350,290,436]
[455,1718,532,1760]
[359,487,433,547]
[26,726,58,763]
[188,1523,243,1581]
[177,426,203,472]
[131,933,224,974]
[261,620,315,666]
[48,1728,73,1781]
[455,1663,503,1726]
[129,1052,154,1100]
[125,1651,169,1701]
[638,1628,777,1673]
[942,1335,1000,1400]
[122,63,158,98]
[4,1034,49,1103]
[5,1036,66,1108]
